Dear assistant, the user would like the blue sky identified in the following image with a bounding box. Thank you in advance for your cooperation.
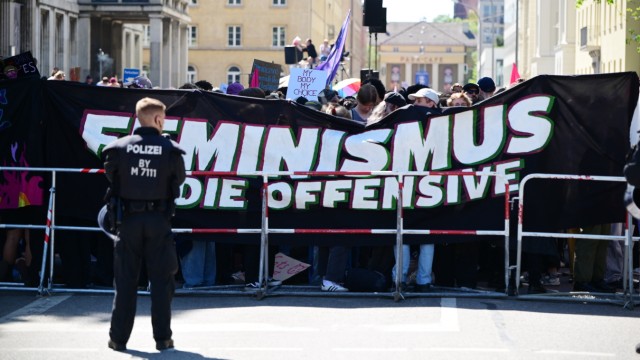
[384,0,454,22]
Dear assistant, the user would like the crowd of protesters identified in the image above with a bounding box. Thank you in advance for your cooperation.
[1,64,638,297]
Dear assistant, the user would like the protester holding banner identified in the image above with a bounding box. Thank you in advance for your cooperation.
[103,97,186,352]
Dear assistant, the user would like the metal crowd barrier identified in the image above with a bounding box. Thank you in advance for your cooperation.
[11,166,639,306]
[0,166,512,300]
[516,173,640,308]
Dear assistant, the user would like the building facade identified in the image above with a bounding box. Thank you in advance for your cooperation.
[172,0,365,88]
[0,0,190,88]
[503,0,640,82]
[376,21,476,93]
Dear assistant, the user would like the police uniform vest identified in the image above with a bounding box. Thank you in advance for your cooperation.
[104,127,180,201]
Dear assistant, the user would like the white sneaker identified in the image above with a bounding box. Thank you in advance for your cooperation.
[267,278,282,286]
[321,281,348,292]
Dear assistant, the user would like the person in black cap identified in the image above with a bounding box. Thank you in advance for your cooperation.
[462,82,481,104]
[103,97,186,352]
[367,92,407,126]
[477,77,496,99]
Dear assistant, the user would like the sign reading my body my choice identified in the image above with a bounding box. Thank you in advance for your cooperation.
[285,68,327,102]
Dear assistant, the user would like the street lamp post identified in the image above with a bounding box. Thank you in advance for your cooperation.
[97,48,107,78]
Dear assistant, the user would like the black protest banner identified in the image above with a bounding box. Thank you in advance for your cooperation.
[0,72,637,245]
[250,59,282,91]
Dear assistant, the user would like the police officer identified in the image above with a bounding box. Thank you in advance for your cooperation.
[103,97,186,352]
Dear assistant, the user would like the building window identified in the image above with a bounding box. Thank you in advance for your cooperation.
[228,26,241,46]
[228,0,241,5]
[228,66,241,84]
[189,26,197,46]
[188,65,197,83]
[273,0,286,5]
[272,26,285,47]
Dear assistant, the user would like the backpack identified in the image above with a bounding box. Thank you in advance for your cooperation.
[624,143,640,186]
[344,268,388,292]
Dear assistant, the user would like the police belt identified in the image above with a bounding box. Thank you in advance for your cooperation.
[122,199,168,213]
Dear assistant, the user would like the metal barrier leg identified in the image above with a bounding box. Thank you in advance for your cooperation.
[624,214,635,309]
[37,187,55,296]
[393,176,404,302]
[256,177,269,299]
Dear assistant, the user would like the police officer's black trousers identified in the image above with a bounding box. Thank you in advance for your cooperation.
[109,211,178,344]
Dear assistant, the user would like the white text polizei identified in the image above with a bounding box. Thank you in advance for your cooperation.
[126,144,162,155]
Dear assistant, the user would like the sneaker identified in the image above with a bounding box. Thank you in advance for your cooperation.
[321,281,348,292]
[244,281,262,290]
[541,274,560,286]
[245,279,282,290]
[231,271,245,283]
[156,339,174,351]
[108,339,126,352]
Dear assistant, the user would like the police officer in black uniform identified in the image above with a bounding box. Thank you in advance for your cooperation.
[103,97,186,352]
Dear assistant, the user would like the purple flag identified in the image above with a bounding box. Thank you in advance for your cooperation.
[315,10,351,87]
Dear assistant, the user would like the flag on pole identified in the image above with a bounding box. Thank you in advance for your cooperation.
[315,10,351,87]
[510,63,521,84]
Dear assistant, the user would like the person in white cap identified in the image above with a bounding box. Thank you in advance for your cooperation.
[408,88,440,109]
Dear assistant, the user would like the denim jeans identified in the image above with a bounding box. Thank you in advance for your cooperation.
[392,244,434,285]
[180,240,216,288]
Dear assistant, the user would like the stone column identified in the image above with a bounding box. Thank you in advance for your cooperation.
[20,0,36,54]
[111,22,123,78]
[62,13,70,74]
[457,63,465,84]
[149,15,163,87]
[180,24,188,84]
[77,14,91,80]
[171,20,180,87]
[161,18,173,88]
[0,0,11,56]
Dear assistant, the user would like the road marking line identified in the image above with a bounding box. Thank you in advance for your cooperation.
[210,347,304,351]
[535,350,615,357]
[377,297,459,332]
[0,295,72,323]
[416,347,509,352]
[16,348,99,352]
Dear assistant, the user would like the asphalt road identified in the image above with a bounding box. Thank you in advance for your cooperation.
[0,289,639,360]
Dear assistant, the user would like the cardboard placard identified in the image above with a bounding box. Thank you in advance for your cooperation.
[285,68,327,101]
[272,252,311,281]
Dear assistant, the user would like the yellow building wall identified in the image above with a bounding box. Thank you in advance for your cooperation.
[575,0,640,75]
[145,0,365,88]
